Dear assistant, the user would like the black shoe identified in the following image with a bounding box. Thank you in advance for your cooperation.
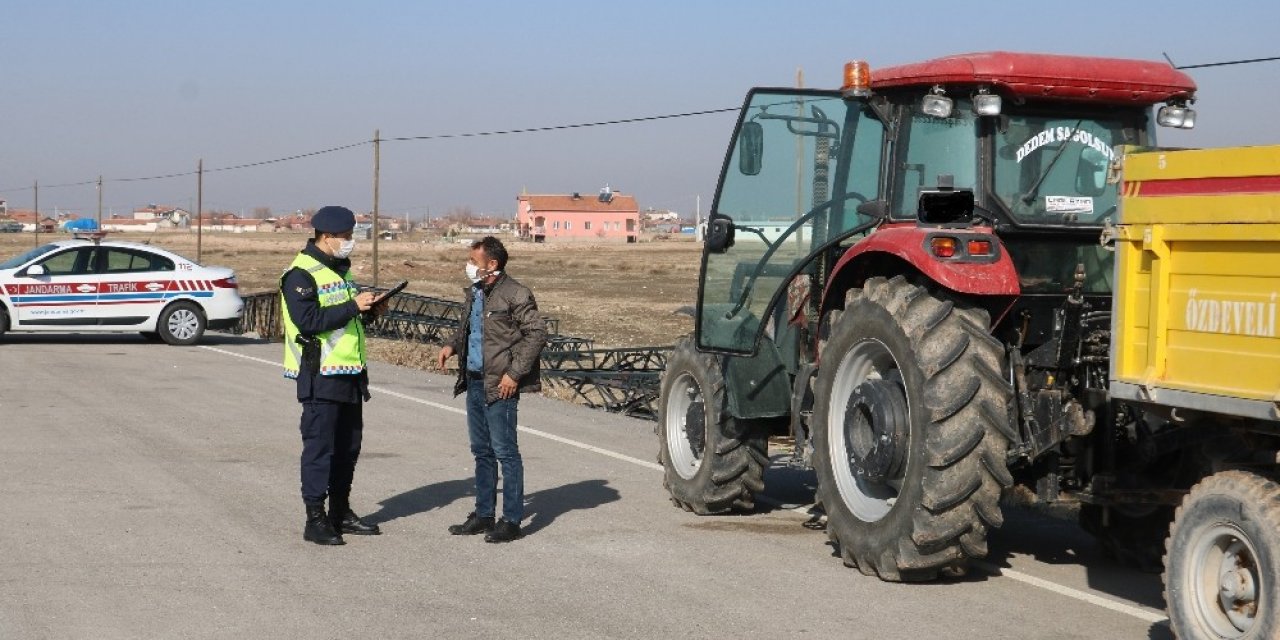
[448,512,495,536]
[484,519,523,543]
[303,504,345,546]
[331,508,382,535]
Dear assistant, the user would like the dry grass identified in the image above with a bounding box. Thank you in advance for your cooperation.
[1,231,701,349]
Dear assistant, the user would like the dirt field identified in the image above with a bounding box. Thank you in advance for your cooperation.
[0,231,702,349]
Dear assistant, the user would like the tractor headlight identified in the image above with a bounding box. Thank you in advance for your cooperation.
[973,88,1002,116]
[922,86,953,118]
[1157,102,1197,129]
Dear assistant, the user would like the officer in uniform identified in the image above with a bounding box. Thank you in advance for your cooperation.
[281,205,383,545]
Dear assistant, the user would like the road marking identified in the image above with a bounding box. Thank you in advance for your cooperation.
[201,344,1172,626]
[972,560,1168,625]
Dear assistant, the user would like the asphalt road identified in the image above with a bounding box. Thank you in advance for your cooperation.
[1,333,1174,639]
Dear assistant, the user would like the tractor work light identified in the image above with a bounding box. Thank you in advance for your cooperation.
[842,60,871,97]
[973,87,1002,116]
[922,86,953,118]
[1157,102,1198,129]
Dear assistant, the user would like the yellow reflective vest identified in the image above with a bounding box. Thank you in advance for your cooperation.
[280,253,366,378]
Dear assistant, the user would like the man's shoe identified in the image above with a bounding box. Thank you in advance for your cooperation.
[303,504,345,546]
[484,519,523,543]
[331,508,382,536]
[448,512,495,536]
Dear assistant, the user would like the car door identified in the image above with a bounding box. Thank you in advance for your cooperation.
[12,246,104,329]
[97,247,176,326]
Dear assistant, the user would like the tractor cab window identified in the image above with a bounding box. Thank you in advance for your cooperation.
[891,99,978,218]
[700,90,884,353]
[993,113,1131,226]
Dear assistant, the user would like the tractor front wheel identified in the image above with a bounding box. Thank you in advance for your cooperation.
[658,335,770,514]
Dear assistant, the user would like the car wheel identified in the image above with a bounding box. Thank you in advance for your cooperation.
[158,301,206,346]
[0,306,8,338]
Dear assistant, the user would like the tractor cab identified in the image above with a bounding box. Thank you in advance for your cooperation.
[697,52,1197,364]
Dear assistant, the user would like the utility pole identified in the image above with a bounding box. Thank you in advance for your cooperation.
[97,175,103,228]
[196,159,204,263]
[695,194,702,243]
[372,128,381,287]
[33,180,39,247]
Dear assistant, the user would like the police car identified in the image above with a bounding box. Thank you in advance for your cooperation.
[0,235,244,345]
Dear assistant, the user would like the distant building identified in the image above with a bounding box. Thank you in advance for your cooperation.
[133,204,190,224]
[6,210,62,233]
[516,186,639,243]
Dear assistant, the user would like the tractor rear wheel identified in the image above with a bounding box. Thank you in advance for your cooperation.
[812,276,1014,581]
[658,335,770,514]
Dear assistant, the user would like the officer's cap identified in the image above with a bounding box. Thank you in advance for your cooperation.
[311,206,356,234]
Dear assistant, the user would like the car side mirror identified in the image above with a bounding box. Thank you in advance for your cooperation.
[738,121,763,176]
[23,264,46,277]
[706,218,736,254]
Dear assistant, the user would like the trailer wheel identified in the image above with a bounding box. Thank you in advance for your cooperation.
[658,335,770,514]
[812,276,1014,581]
[1165,470,1280,640]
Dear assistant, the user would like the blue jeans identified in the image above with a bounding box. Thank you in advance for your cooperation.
[466,378,523,523]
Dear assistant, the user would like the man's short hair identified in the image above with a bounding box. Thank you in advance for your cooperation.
[472,236,508,271]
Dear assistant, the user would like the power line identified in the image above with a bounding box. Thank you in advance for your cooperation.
[1165,53,1280,70]
[385,107,739,142]
[0,107,738,196]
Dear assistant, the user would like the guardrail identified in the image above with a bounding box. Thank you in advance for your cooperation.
[232,287,668,420]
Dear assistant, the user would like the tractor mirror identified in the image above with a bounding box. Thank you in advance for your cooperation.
[855,200,889,220]
[917,188,975,225]
[738,121,764,176]
[1075,147,1108,197]
[706,218,736,253]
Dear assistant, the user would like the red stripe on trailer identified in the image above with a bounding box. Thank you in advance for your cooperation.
[1125,175,1280,197]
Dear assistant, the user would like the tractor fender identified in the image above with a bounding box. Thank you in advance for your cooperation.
[822,224,1020,309]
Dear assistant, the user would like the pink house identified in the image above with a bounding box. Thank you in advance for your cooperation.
[516,189,639,243]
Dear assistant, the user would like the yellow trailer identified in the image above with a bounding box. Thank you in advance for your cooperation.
[1112,144,1280,638]
[1111,144,1280,421]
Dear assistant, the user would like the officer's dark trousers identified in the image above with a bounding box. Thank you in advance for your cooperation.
[299,400,363,506]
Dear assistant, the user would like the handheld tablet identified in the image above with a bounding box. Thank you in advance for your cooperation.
[373,280,409,304]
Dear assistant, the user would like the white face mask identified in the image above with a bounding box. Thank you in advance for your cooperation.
[331,238,356,259]
[466,263,499,284]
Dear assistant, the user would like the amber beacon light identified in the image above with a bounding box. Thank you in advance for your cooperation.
[842,60,871,97]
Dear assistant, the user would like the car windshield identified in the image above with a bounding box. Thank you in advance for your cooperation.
[0,243,60,269]
[992,113,1136,225]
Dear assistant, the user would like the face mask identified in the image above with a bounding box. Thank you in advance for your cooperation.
[331,238,356,259]
[466,263,500,284]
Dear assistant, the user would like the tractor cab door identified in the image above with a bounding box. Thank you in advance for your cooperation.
[698,89,884,359]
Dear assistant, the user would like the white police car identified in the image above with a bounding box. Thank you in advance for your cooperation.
[0,235,244,345]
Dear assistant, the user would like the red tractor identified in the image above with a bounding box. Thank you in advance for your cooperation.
[657,52,1269,631]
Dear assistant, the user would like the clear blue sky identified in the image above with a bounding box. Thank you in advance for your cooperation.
[3,0,1278,219]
